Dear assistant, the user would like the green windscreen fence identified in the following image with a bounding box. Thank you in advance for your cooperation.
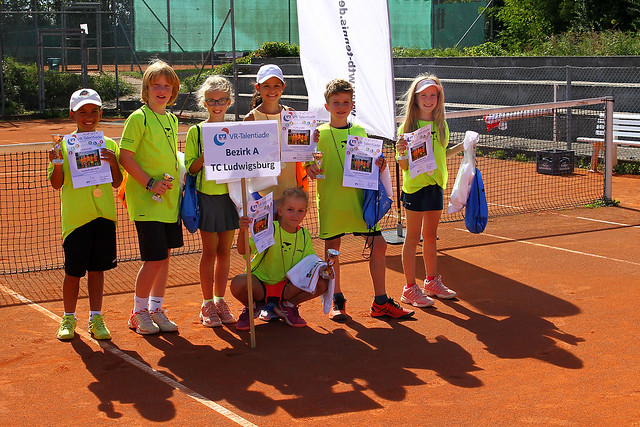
[133,0,486,53]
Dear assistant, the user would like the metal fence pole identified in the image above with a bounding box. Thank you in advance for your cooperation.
[113,0,119,110]
[566,65,573,149]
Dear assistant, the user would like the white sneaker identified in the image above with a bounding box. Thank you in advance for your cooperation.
[423,276,457,299]
[401,283,435,307]
[150,309,178,332]
[200,301,222,327]
[128,309,160,335]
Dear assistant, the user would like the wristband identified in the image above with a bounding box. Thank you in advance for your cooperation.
[145,178,155,191]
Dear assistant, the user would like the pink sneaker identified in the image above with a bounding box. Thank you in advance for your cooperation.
[274,302,307,327]
[215,299,236,324]
[128,309,159,335]
[200,301,222,327]
[236,304,261,331]
[423,276,457,299]
[401,283,435,307]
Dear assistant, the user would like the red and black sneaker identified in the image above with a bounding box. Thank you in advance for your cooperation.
[370,298,415,319]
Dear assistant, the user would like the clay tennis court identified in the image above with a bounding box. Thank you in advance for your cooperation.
[1,118,640,425]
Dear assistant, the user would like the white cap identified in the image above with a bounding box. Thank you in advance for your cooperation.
[256,64,284,84]
[415,79,438,94]
[69,88,102,111]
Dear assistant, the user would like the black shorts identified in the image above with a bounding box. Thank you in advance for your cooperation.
[63,217,117,277]
[135,220,184,261]
[401,185,444,212]
[321,230,382,241]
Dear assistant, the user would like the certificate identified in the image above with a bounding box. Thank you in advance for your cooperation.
[280,111,317,162]
[65,131,113,189]
[342,135,382,190]
[400,125,437,179]
[202,120,281,181]
[249,192,275,254]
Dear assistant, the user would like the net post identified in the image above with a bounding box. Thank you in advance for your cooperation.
[603,98,614,203]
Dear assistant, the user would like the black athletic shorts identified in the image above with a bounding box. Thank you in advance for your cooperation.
[401,185,444,212]
[134,220,184,261]
[63,217,117,277]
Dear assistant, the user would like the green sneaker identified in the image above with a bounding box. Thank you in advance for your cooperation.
[57,315,77,340]
[88,314,111,340]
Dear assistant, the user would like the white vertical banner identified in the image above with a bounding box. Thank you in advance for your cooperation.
[297,0,396,139]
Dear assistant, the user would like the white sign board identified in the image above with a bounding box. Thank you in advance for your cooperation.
[342,135,382,190]
[202,121,281,181]
[280,110,318,162]
[401,125,437,178]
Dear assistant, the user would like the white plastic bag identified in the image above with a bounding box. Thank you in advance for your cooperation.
[447,131,479,214]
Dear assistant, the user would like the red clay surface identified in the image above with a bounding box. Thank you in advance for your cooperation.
[1,118,640,425]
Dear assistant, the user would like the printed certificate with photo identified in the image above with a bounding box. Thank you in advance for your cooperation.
[65,131,113,189]
[400,124,437,179]
[342,135,383,190]
[249,192,275,254]
[280,111,317,162]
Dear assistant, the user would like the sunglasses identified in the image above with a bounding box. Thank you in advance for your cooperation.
[205,97,229,106]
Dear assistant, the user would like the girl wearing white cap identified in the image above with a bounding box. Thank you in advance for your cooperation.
[395,74,457,309]
[244,64,307,204]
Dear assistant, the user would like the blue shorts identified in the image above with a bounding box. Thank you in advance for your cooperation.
[401,185,444,212]
[63,217,116,277]
[134,220,183,261]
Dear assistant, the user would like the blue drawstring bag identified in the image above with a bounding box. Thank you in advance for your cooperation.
[181,173,200,233]
[465,167,488,233]
[363,174,393,230]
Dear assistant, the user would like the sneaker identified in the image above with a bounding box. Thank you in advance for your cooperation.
[128,309,160,335]
[236,304,261,331]
[259,301,279,321]
[215,299,236,324]
[200,301,222,327]
[88,314,111,340]
[329,296,348,322]
[57,315,77,340]
[371,298,415,319]
[274,302,307,327]
[423,275,457,299]
[150,309,179,332]
[401,283,435,308]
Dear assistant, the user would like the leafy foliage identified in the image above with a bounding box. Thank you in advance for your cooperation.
[1,57,133,113]
[250,41,300,58]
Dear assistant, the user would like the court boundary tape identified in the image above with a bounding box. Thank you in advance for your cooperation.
[0,283,257,427]
[453,228,640,267]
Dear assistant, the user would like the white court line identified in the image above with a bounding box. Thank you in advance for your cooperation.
[0,283,257,427]
[452,229,640,267]
[557,213,640,229]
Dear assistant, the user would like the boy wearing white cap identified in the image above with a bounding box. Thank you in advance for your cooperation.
[48,88,124,340]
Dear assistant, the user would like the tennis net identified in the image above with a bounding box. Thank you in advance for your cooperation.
[0,98,611,274]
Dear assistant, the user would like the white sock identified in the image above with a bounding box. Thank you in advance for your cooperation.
[133,295,149,313]
[89,311,101,320]
[149,296,164,312]
[63,312,76,318]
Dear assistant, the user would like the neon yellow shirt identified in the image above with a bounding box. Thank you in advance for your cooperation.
[47,136,122,242]
[249,221,315,285]
[314,123,374,238]
[184,122,229,195]
[120,105,180,222]
[397,120,450,193]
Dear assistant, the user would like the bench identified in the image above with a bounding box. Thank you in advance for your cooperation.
[577,112,640,170]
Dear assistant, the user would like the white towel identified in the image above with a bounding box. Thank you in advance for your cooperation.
[286,254,335,315]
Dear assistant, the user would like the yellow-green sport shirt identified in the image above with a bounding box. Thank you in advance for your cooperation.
[249,221,315,285]
[397,120,450,193]
[47,135,123,242]
[120,105,181,222]
[184,122,230,195]
[314,123,374,239]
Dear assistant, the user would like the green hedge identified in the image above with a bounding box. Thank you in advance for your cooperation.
[1,57,134,114]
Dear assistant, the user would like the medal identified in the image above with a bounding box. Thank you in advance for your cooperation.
[93,187,102,198]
